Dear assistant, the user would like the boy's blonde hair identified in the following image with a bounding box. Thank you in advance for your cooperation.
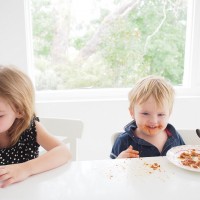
[0,65,36,147]
[128,75,175,114]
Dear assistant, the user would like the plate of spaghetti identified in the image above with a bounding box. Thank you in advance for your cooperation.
[166,145,200,172]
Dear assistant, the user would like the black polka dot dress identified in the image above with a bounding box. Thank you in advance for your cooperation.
[0,117,40,165]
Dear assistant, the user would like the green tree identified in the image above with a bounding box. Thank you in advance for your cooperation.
[31,0,187,90]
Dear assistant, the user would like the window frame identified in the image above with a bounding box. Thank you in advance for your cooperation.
[26,0,200,102]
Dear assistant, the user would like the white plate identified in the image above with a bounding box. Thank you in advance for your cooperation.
[166,145,200,172]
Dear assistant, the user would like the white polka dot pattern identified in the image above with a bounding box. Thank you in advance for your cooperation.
[0,117,40,165]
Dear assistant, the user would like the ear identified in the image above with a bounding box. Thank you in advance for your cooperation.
[15,111,23,119]
[129,107,135,119]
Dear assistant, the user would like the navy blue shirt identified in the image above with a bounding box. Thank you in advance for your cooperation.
[110,121,185,159]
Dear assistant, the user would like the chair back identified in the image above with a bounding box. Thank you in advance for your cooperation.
[177,129,200,145]
[40,117,83,160]
[111,132,122,145]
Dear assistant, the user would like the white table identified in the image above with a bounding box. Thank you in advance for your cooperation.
[1,157,199,200]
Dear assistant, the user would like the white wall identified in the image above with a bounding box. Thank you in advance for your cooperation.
[36,96,200,161]
[0,0,31,73]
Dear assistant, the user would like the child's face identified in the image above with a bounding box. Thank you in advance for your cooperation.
[130,96,170,136]
[0,97,20,134]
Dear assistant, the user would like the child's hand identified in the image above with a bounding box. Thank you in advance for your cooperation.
[117,145,139,159]
[0,162,31,188]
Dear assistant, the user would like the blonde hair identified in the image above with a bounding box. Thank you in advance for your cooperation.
[128,75,175,114]
[0,65,36,146]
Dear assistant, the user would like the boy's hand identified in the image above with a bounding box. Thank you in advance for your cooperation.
[117,145,139,159]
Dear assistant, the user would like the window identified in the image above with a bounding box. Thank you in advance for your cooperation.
[30,0,194,95]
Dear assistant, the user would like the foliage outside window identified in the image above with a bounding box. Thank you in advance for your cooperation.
[31,0,188,90]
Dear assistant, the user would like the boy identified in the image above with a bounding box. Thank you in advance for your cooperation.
[110,75,185,159]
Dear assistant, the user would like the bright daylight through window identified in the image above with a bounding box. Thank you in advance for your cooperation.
[30,0,188,91]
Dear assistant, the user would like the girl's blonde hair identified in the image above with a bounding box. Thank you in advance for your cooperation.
[0,65,36,146]
[128,75,175,114]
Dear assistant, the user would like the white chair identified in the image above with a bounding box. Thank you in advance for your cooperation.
[111,132,121,145]
[178,129,200,145]
[39,117,83,160]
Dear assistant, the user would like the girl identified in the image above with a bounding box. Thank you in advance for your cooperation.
[0,65,71,188]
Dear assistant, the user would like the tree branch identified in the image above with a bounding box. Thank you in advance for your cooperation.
[143,0,167,54]
[76,0,140,63]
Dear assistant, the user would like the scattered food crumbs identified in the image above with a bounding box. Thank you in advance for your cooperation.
[144,162,161,171]
[109,175,113,179]
[150,163,160,170]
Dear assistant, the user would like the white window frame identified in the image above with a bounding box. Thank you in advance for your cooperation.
[25,0,200,102]
[182,0,200,90]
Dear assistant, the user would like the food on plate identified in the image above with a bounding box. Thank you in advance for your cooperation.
[178,149,200,169]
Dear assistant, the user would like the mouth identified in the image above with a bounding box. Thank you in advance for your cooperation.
[147,125,158,129]
[144,126,159,135]
[139,125,161,136]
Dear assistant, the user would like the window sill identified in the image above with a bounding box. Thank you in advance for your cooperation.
[36,87,200,102]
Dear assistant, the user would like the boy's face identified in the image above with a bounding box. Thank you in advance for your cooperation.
[130,96,170,136]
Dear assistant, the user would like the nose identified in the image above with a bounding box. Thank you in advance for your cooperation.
[148,115,158,125]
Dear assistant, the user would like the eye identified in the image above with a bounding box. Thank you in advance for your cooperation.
[141,112,149,116]
[158,113,165,117]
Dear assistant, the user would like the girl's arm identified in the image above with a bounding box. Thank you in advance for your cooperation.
[0,121,71,188]
[25,120,72,175]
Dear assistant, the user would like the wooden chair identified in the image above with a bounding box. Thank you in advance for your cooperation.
[39,117,84,160]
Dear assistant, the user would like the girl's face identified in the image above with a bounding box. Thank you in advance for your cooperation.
[0,97,21,134]
[130,96,170,136]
